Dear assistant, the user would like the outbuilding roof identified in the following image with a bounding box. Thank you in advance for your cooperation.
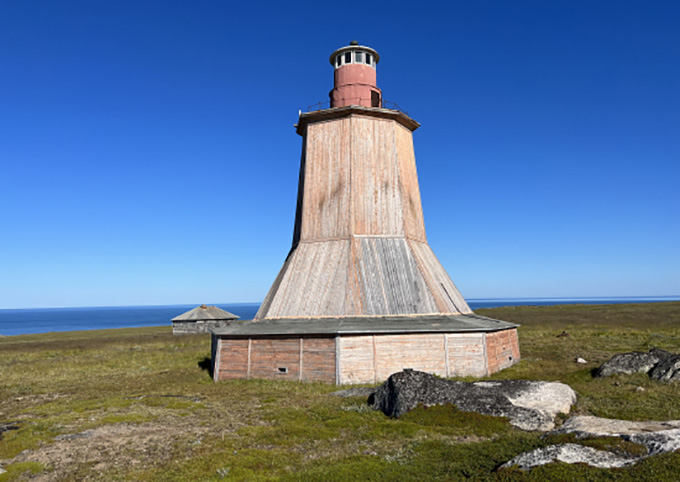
[172,305,239,322]
[210,313,518,337]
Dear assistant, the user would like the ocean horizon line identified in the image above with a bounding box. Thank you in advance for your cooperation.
[1,295,679,312]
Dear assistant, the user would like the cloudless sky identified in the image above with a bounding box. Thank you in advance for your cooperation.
[1,1,678,309]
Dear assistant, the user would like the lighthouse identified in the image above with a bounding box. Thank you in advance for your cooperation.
[211,42,520,384]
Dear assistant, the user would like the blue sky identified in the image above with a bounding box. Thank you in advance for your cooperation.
[1,1,678,309]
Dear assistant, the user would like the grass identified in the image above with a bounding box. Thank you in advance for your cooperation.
[0,302,679,481]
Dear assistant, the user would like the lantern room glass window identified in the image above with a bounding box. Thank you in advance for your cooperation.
[355,51,363,63]
[336,56,341,67]
[366,54,372,65]
[345,52,351,64]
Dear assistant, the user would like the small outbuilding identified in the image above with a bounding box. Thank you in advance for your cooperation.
[172,304,239,335]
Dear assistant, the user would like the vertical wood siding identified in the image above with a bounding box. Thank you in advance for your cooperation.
[354,237,438,315]
[395,123,427,241]
[260,240,350,318]
[350,116,403,235]
[300,118,351,240]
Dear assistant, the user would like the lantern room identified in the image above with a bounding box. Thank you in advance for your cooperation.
[329,40,382,108]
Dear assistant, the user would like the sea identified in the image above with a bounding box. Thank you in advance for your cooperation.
[0,297,678,337]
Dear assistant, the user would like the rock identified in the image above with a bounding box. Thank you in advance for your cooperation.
[0,422,19,440]
[595,348,673,377]
[556,331,569,338]
[626,428,680,456]
[0,466,5,475]
[501,443,636,470]
[575,357,587,364]
[635,386,646,392]
[368,370,576,431]
[649,354,680,383]
[555,415,680,437]
[506,415,680,470]
[329,387,376,398]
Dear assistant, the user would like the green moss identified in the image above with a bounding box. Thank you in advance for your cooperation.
[0,462,46,481]
[400,404,512,437]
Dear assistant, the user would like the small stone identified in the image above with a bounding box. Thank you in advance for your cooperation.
[635,386,646,392]
[575,357,587,364]
[0,467,6,475]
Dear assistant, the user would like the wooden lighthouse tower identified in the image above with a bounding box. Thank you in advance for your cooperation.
[211,42,520,384]
[255,42,473,319]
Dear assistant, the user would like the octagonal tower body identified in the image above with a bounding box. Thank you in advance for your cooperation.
[255,43,472,320]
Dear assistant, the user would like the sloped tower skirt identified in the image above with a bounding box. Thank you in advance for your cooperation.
[256,236,471,319]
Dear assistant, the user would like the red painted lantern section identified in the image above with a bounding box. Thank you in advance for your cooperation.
[329,42,382,108]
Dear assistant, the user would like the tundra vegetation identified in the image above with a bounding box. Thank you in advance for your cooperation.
[1,302,679,481]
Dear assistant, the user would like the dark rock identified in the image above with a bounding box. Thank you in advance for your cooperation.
[0,422,19,442]
[595,348,673,377]
[649,354,680,383]
[369,370,576,431]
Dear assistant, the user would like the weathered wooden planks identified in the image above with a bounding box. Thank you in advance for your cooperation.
[446,333,488,377]
[214,336,337,383]
[214,328,519,384]
[256,108,473,320]
[486,329,520,373]
[354,237,438,315]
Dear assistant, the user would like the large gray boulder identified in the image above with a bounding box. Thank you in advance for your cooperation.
[369,370,576,431]
[595,348,672,377]
[649,354,680,383]
[501,443,636,470]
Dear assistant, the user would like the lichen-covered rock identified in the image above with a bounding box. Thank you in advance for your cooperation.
[649,354,680,383]
[501,444,637,470]
[626,428,680,456]
[368,370,576,431]
[595,348,673,377]
[507,416,680,470]
[555,415,680,437]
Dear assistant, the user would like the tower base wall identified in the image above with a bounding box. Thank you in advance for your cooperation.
[212,327,520,384]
